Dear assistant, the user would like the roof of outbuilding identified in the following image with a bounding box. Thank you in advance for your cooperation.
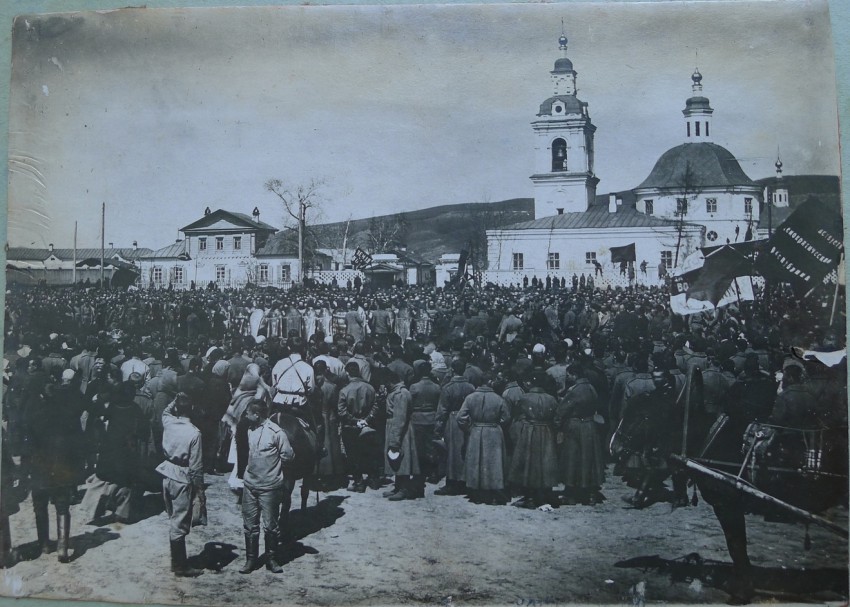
[6,247,153,262]
[635,142,756,191]
[141,241,189,260]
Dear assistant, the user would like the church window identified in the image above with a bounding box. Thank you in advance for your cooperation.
[152,267,163,284]
[644,199,654,215]
[551,139,567,171]
[216,236,224,251]
[512,253,524,271]
[585,251,596,265]
[705,122,710,137]
[547,252,560,270]
[233,236,242,251]
[686,122,691,137]
[744,197,753,215]
[199,237,207,251]
[695,122,701,136]
[706,198,717,213]
[661,250,673,269]
[281,264,291,282]
[259,264,269,283]
[707,231,719,242]
[676,198,688,215]
[215,265,226,283]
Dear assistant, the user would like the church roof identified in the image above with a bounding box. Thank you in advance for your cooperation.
[497,198,700,231]
[552,57,574,73]
[635,142,756,191]
[684,96,712,112]
[538,95,586,116]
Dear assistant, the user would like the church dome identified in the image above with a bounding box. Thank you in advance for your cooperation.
[538,94,585,116]
[684,96,712,111]
[553,57,574,73]
[635,142,756,190]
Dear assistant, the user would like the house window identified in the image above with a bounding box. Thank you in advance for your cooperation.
[259,264,269,283]
[280,264,291,282]
[512,253,524,271]
[551,138,567,171]
[215,265,226,283]
[585,251,597,265]
[173,266,184,284]
[661,250,673,269]
[744,197,753,215]
[644,199,654,215]
[706,198,717,213]
[547,252,560,270]
[215,236,224,251]
[676,198,688,215]
[152,267,163,284]
[199,237,207,251]
[233,236,241,251]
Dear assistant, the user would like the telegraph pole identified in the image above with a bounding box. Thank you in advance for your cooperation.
[100,202,105,289]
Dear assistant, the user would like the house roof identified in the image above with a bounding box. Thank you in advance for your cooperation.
[635,142,756,191]
[141,241,190,260]
[498,198,701,231]
[255,232,299,258]
[6,247,152,262]
[181,209,277,233]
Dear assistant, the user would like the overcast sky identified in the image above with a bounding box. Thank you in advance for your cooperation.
[7,0,840,250]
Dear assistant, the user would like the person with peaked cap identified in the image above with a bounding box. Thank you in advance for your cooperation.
[306,360,346,490]
[21,368,85,562]
[433,358,475,496]
[156,392,204,578]
[382,370,421,501]
[457,375,511,505]
[238,398,293,574]
[555,363,605,505]
[508,369,558,508]
[338,361,380,493]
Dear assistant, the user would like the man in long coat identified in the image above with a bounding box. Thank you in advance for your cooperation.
[457,379,510,505]
[382,372,421,501]
[433,359,475,495]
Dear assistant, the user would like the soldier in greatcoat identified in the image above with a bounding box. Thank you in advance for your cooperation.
[382,372,421,501]
[457,379,511,505]
[433,359,475,496]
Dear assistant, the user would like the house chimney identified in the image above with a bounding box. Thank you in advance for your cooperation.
[204,206,211,216]
[108,242,114,248]
[252,206,260,222]
[132,240,138,251]
[556,208,564,215]
[48,243,54,252]
[608,194,617,213]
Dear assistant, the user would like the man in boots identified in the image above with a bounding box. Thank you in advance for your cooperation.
[239,399,294,574]
[155,392,204,577]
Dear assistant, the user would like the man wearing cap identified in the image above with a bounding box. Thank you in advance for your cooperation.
[271,338,315,420]
[338,362,380,492]
[156,393,204,577]
[434,359,475,496]
[382,371,421,501]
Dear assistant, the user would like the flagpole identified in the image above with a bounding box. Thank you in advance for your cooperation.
[72,221,77,285]
[100,202,105,289]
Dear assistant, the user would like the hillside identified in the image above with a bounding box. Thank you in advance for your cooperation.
[312,198,534,262]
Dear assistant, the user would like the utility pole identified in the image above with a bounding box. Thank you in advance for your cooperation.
[100,202,105,289]
[72,221,77,285]
[298,199,305,284]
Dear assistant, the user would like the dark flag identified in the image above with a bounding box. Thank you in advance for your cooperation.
[755,196,843,291]
[449,249,470,287]
[609,243,636,263]
[352,247,373,270]
[687,244,756,305]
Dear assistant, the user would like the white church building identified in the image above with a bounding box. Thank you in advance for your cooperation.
[484,32,764,287]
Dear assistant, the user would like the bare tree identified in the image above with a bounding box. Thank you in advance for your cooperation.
[265,177,326,283]
[365,213,409,254]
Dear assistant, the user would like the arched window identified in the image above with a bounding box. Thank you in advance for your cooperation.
[551,138,567,171]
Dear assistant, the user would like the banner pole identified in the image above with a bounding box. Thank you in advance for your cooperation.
[829,252,843,326]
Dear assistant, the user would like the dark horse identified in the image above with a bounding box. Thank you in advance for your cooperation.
[611,367,848,604]
[269,412,320,542]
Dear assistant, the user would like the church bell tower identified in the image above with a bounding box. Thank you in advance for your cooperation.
[530,28,598,218]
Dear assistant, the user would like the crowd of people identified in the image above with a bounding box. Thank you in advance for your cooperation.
[1,277,845,574]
